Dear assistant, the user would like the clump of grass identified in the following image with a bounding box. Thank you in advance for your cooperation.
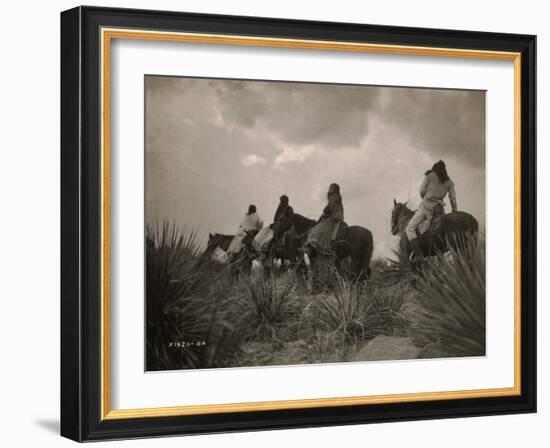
[146,221,486,370]
[362,282,410,339]
[146,221,243,370]
[299,270,411,356]
[308,331,350,363]
[238,272,294,341]
[408,237,485,358]
[370,250,415,288]
[300,272,366,340]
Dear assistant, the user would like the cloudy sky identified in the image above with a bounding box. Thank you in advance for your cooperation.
[145,76,485,258]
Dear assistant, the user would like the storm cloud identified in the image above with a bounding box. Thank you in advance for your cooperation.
[215,80,379,152]
[145,76,486,257]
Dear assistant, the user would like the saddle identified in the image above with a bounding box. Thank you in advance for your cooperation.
[332,221,348,245]
[273,226,296,249]
[303,220,348,257]
[416,204,444,239]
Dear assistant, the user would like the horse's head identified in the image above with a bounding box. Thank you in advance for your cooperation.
[391,199,409,236]
[206,233,222,252]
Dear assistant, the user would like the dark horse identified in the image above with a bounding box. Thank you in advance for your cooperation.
[205,233,233,255]
[270,213,317,265]
[289,214,373,281]
[391,199,478,258]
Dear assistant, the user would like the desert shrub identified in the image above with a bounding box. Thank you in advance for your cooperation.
[407,237,485,358]
[238,271,294,341]
[370,250,415,288]
[361,282,410,339]
[307,331,350,363]
[325,273,366,337]
[301,272,367,340]
[303,270,412,338]
[146,222,244,370]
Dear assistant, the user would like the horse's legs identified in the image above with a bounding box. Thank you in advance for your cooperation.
[304,253,313,293]
[301,246,316,293]
[229,252,248,281]
[350,255,362,279]
[230,260,239,281]
[334,257,341,275]
[317,253,335,287]
[234,254,243,281]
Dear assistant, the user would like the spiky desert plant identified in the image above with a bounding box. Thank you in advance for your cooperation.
[239,272,294,341]
[361,282,410,339]
[369,249,415,288]
[301,272,367,340]
[408,237,485,358]
[146,221,243,370]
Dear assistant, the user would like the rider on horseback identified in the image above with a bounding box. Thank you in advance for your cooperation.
[251,195,294,260]
[306,183,345,255]
[406,160,458,260]
[227,204,263,255]
[272,195,294,244]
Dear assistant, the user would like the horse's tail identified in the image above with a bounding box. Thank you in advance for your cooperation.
[447,213,479,253]
[471,217,479,240]
[362,230,374,279]
[462,214,479,243]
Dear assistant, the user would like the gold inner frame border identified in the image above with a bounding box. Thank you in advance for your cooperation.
[99,27,522,421]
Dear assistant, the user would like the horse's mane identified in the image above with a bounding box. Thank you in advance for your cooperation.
[292,213,317,238]
[210,233,233,239]
[396,203,414,218]
[392,203,415,236]
[205,233,234,253]
[293,213,316,227]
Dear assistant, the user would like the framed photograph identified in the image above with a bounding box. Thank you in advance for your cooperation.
[60,6,536,441]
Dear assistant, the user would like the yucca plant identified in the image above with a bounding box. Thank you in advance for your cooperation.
[361,282,410,339]
[239,272,294,341]
[408,237,485,358]
[369,249,416,289]
[146,221,243,370]
[301,272,367,341]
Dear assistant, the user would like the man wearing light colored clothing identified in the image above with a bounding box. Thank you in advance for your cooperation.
[227,205,264,254]
[406,160,458,259]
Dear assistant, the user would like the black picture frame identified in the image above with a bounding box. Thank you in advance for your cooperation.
[61,5,536,442]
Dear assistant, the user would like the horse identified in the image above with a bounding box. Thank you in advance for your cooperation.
[299,216,374,287]
[303,225,373,283]
[270,213,317,266]
[206,233,233,255]
[390,199,478,259]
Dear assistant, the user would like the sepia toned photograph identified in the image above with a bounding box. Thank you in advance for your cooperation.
[145,75,486,371]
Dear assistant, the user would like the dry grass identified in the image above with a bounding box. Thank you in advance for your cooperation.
[238,271,295,341]
[407,238,486,358]
[146,222,244,370]
[146,225,486,369]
